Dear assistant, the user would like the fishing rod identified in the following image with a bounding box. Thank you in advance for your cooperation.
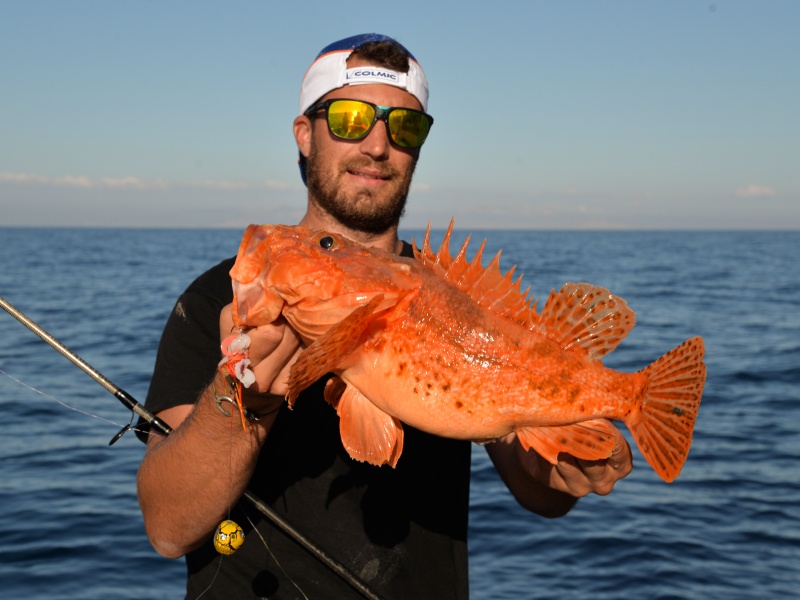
[0,295,384,600]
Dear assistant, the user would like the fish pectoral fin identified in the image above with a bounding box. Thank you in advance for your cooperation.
[322,373,406,468]
[537,283,636,361]
[336,383,404,468]
[286,295,385,406]
[323,376,347,409]
[515,419,617,464]
[336,384,404,468]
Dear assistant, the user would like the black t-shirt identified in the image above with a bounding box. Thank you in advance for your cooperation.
[142,242,472,599]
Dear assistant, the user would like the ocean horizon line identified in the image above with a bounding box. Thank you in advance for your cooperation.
[2,224,798,233]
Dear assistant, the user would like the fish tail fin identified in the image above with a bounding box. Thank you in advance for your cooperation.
[629,336,706,482]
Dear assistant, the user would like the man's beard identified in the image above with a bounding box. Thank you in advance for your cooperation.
[305,145,416,235]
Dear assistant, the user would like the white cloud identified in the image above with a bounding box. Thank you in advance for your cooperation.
[0,172,50,185]
[99,176,169,190]
[0,172,167,189]
[410,181,433,192]
[735,184,777,198]
[190,179,290,191]
[54,175,94,188]
[0,172,290,192]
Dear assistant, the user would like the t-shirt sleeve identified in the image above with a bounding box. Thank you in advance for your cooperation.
[136,258,234,440]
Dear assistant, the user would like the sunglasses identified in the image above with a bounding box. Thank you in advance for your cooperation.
[304,99,434,149]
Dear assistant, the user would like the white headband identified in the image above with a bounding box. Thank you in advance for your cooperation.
[299,50,429,115]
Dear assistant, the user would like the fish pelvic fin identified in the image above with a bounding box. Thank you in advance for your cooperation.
[629,336,706,483]
[286,294,385,406]
[537,283,636,361]
[412,219,539,328]
[333,382,405,468]
[516,419,618,463]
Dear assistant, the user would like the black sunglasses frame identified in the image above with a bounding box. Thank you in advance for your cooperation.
[304,98,434,149]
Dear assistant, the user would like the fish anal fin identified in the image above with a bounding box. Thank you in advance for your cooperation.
[336,383,404,468]
[516,419,618,463]
[287,295,385,406]
[538,283,636,361]
[412,219,539,328]
[629,336,706,482]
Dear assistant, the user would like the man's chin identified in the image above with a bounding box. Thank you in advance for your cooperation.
[307,170,410,233]
[326,197,406,234]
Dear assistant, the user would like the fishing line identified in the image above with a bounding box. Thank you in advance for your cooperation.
[0,367,149,436]
[242,509,310,600]
[0,367,120,424]
[193,557,224,600]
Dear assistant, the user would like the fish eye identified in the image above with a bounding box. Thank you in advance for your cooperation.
[318,235,335,250]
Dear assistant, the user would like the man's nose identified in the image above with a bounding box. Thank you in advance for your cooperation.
[358,118,391,160]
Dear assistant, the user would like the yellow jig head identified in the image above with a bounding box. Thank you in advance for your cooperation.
[214,519,245,555]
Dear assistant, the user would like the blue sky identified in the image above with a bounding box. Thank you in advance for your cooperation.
[1,0,798,229]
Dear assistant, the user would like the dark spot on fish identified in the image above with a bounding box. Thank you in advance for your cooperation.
[672,406,684,416]
[567,387,580,403]
[413,386,418,395]
[442,383,451,392]
[455,401,463,409]
[397,362,406,375]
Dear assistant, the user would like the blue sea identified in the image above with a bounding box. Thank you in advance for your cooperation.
[0,227,798,599]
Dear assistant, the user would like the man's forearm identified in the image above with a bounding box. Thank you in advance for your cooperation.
[485,434,578,519]
[137,375,277,557]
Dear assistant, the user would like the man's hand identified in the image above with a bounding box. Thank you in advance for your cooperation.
[486,421,633,518]
[219,304,303,399]
[514,423,633,498]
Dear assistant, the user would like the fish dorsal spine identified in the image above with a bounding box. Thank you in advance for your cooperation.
[413,220,636,362]
[413,219,540,330]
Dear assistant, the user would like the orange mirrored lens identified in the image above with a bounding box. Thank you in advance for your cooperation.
[387,109,430,148]
[326,100,376,140]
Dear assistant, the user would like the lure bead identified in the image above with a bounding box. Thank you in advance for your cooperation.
[213,519,245,555]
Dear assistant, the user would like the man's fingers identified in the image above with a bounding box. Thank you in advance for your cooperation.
[219,305,303,396]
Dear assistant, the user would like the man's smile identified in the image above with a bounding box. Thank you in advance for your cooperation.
[346,165,392,184]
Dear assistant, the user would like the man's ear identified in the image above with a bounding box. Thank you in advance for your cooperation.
[293,115,312,158]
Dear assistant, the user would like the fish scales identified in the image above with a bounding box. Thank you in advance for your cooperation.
[229,221,706,482]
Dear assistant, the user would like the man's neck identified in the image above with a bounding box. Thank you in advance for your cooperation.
[298,204,402,255]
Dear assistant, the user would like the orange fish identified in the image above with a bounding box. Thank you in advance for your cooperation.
[229,221,706,482]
